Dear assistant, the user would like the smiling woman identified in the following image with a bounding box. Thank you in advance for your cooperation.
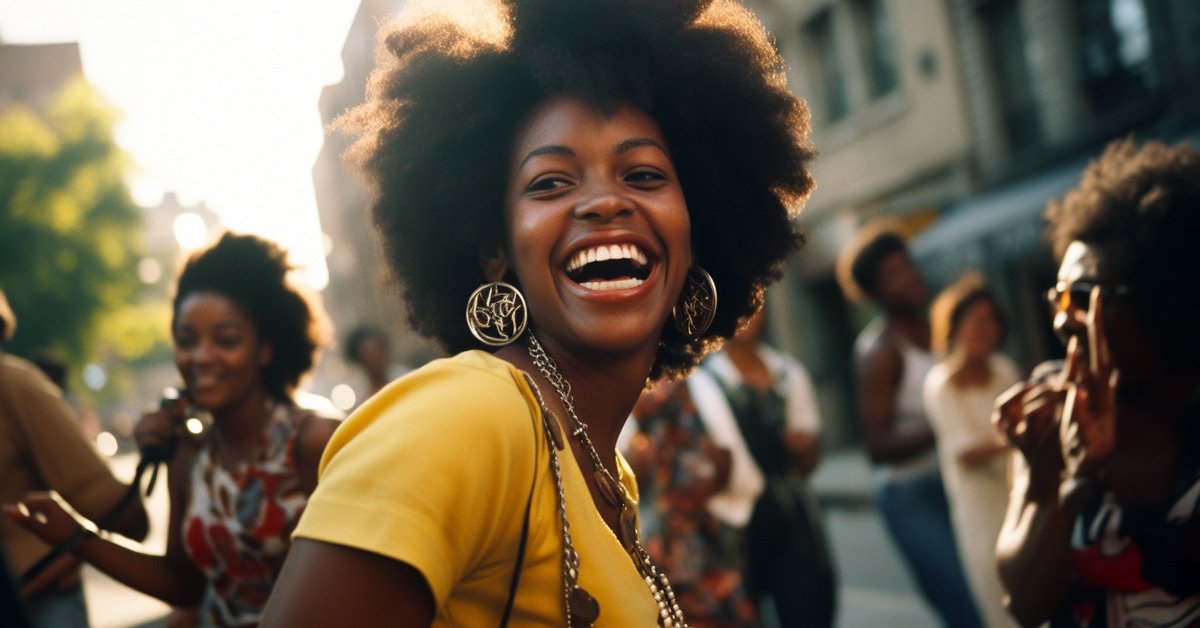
[6,232,341,628]
[260,0,815,626]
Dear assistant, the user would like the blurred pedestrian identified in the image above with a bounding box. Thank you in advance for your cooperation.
[5,232,340,628]
[837,222,981,628]
[342,325,408,404]
[0,287,149,627]
[695,307,836,627]
[629,379,760,627]
[923,272,1019,627]
[258,0,814,624]
[994,139,1200,627]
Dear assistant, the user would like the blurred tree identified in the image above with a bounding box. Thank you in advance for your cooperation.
[0,78,146,371]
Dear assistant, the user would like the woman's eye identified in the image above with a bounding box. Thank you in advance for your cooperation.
[526,176,571,193]
[174,335,196,349]
[625,170,667,185]
[215,336,243,350]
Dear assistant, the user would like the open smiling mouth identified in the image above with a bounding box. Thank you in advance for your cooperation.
[565,243,652,291]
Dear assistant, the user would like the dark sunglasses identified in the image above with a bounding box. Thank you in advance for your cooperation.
[1045,280,1131,313]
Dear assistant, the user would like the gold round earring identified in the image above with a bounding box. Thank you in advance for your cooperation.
[672,266,718,340]
[465,281,528,347]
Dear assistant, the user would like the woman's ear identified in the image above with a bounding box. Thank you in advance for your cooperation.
[478,248,510,283]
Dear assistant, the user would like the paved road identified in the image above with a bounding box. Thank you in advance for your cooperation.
[86,450,940,627]
[811,450,941,628]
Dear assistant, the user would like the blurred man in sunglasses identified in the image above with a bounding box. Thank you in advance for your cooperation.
[994,139,1200,627]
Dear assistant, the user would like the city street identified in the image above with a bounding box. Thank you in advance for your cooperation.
[84,449,941,627]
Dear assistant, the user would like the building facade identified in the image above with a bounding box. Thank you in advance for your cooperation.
[753,0,1200,447]
[311,0,441,379]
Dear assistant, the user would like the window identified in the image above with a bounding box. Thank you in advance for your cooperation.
[1074,0,1158,115]
[852,0,899,99]
[805,9,850,123]
[977,0,1042,152]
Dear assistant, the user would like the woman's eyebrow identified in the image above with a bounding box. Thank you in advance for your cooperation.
[519,144,574,168]
[615,137,669,156]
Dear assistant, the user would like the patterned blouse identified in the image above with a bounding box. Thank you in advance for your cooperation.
[632,382,762,627]
[183,403,310,627]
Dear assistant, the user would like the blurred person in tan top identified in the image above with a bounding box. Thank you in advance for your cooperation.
[0,287,148,627]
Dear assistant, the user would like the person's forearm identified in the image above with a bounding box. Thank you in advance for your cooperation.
[996,456,1082,626]
[74,533,205,606]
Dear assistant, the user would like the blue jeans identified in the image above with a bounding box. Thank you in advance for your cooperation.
[876,470,982,628]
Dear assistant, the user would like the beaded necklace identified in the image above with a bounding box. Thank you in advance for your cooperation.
[526,334,688,628]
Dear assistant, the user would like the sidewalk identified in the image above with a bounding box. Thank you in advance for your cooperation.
[810,445,876,507]
[809,447,942,628]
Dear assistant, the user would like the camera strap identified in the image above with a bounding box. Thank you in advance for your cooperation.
[20,454,163,585]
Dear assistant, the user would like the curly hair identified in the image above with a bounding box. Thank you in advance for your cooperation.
[1045,138,1200,364]
[340,0,814,380]
[172,232,329,400]
[929,271,1006,356]
[835,220,908,304]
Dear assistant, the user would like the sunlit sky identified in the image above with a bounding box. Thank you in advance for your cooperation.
[0,0,367,290]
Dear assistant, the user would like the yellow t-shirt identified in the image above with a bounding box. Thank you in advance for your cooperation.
[295,350,660,626]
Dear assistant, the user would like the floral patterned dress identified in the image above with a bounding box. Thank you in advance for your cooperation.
[630,381,761,628]
[183,403,310,627]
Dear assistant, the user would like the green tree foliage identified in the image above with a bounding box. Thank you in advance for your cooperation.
[0,78,145,367]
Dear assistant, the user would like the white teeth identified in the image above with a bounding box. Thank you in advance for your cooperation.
[581,278,645,291]
[192,374,218,387]
[566,243,650,272]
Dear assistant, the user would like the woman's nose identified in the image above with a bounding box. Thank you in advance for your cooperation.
[188,339,215,363]
[573,183,634,222]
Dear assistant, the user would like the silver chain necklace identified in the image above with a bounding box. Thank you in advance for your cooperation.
[526,334,688,628]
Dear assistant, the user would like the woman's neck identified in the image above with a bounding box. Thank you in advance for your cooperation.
[211,388,275,449]
[725,341,771,391]
[946,350,992,388]
[885,313,930,352]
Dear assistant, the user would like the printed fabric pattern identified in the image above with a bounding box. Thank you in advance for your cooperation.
[1058,415,1200,628]
[183,403,307,627]
[635,382,762,627]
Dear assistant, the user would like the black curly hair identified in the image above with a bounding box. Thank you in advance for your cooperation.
[1045,138,1200,366]
[835,220,908,304]
[172,232,329,400]
[341,0,814,380]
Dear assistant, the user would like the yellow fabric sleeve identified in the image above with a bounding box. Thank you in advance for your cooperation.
[294,351,539,608]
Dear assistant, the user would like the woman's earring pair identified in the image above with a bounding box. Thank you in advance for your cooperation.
[463,265,717,347]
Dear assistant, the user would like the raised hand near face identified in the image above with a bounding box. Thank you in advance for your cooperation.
[994,360,1067,470]
[1059,287,1119,487]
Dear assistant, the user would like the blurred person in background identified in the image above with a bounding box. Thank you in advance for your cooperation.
[627,305,835,628]
[837,223,981,628]
[342,324,408,404]
[696,306,835,627]
[628,378,760,627]
[923,272,1019,627]
[994,139,1200,627]
[6,232,341,628]
[0,287,149,627]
